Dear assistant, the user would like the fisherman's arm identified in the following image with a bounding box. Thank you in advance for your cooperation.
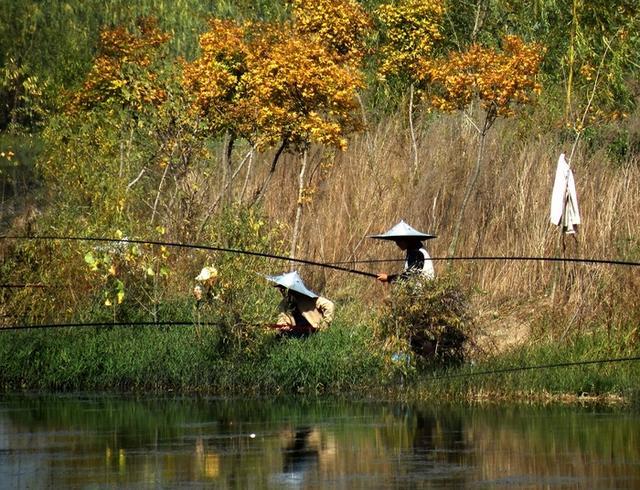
[315,296,335,329]
[274,299,295,330]
[376,273,398,283]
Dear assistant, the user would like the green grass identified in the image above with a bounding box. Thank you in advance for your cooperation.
[2,314,639,405]
[0,319,392,394]
[413,330,640,403]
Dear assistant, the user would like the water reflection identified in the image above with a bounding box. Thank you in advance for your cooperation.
[269,427,318,487]
[0,395,639,488]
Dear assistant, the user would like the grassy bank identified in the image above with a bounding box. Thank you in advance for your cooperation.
[411,330,640,405]
[1,317,639,405]
[0,320,389,394]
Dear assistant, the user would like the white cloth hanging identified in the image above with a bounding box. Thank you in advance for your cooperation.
[550,153,581,234]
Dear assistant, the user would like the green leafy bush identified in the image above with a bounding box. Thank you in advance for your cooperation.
[378,273,473,367]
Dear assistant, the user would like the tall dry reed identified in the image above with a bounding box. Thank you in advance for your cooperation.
[187,107,640,347]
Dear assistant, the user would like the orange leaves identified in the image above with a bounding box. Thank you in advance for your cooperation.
[181,19,251,132]
[422,35,544,117]
[238,26,363,150]
[290,0,372,64]
[71,17,171,112]
[97,17,170,66]
[182,2,366,152]
[376,0,445,78]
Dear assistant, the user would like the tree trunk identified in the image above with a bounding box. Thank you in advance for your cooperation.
[150,160,170,225]
[238,147,254,204]
[221,132,235,207]
[447,111,494,258]
[409,83,419,175]
[251,139,287,207]
[290,150,308,263]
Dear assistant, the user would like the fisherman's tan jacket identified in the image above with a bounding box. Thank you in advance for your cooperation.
[276,295,335,330]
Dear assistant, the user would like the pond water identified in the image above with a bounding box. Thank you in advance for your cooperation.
[0,395,639,489]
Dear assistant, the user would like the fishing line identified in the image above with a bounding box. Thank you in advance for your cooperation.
[0,284,47,288]
[0,321,217,332]
[328,256,640,267]
[429,355,640,381]
[1,235,378,278]
[3,236,639,277]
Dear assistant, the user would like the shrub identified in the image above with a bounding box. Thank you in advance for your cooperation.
[378,273,473,367]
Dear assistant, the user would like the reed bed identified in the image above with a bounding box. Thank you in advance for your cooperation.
[206,107,640,351]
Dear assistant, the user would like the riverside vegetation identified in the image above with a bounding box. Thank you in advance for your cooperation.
[1,0,639,402]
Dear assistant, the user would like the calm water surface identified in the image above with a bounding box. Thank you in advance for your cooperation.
[0,395,639,489]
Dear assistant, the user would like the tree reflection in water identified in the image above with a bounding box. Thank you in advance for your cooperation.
[0,396,639,489]
[271,427,321,487]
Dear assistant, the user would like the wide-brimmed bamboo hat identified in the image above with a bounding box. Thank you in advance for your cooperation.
[368,220,437,241]
[195,266,218,282]
[265,271,318,298]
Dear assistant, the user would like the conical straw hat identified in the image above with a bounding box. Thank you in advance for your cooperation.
[369,220,436,241]
[195,266,218,282]
[265,271,318,298]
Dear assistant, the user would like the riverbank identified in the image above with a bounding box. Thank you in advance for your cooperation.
[1,320,638,406]
[1,0,639,410]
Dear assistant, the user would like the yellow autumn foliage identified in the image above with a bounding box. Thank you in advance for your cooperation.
[182,6,365,152]
[181,18,251,133]
[290,0,372,64]
[421,35,544,117]
[376,0,445,78]
[238,24,364,150]
[71,17,171,111]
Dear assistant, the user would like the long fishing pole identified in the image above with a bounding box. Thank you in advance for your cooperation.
[430,355,640,381]
[0,321,217,332]
[328,256,640,267]
[0,284,47,288]
[1,235,378,278]
[5,235,640,276]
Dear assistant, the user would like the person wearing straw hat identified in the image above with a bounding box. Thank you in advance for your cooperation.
[369,220,436,283]
[266,271,335,336]
[193,265,219,303]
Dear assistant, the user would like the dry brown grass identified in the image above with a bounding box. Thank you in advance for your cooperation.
[189,107,640,347]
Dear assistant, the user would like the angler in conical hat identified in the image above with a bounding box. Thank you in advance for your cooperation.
[193,265,218,302]
[265,271,335,336]
[369,220,436,283]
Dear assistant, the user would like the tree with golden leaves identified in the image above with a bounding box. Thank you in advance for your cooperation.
[72,17,171,113]
[182,18,249,137]
[420,35,544,257]
[182,4,367,256]
[65,18,215,232]
[182,18,253,210]
[290,0,372,65]
[239,26,364,153]
[376,0,446,172]
[239,22,365,257]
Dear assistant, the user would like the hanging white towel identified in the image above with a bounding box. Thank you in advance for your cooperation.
[550,153,581,234]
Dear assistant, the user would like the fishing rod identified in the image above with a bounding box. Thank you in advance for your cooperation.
[1,235,378,278]
[328,256,640,267]
[0,321,218,332]
[3,235,638,278]
[0,284,47,288]
[430,355,640,381]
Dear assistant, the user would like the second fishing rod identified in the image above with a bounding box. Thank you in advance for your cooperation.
[0,234,379,278]
[2,235,639,284]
